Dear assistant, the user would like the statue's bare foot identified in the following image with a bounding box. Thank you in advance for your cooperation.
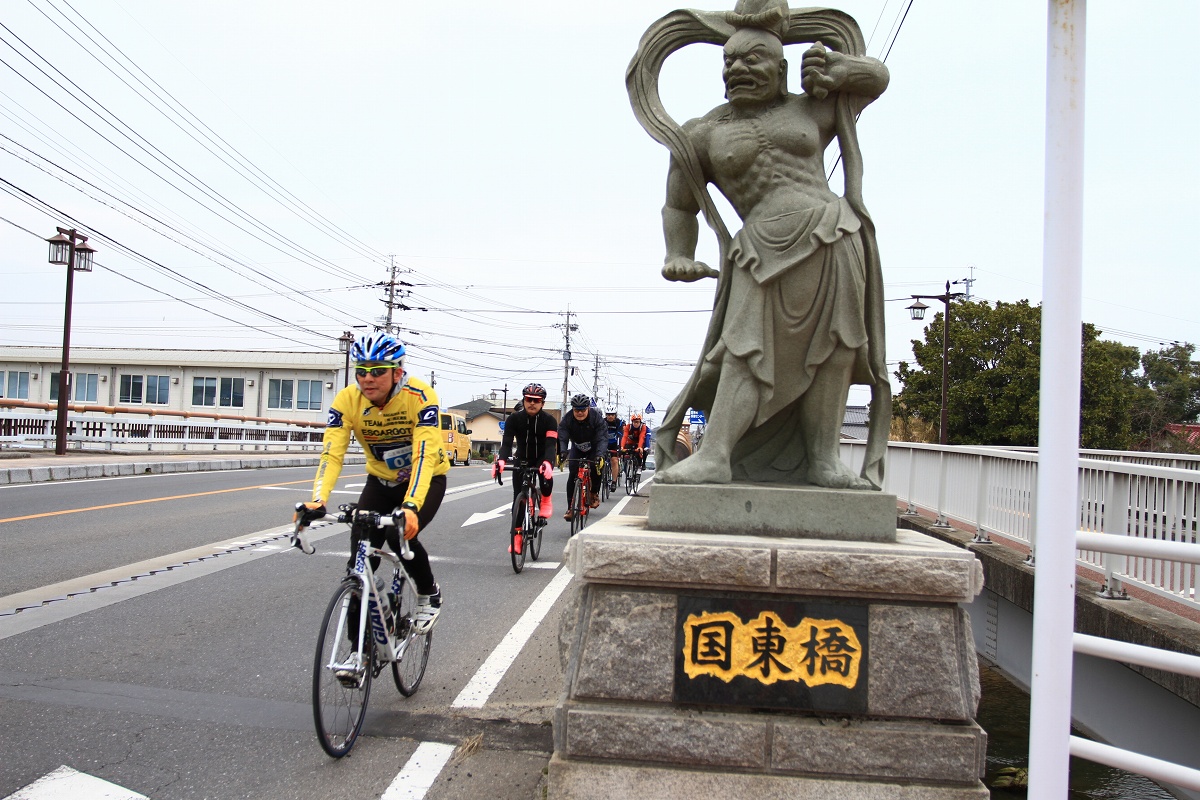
[808,458,874,490]
[659,455,732,485]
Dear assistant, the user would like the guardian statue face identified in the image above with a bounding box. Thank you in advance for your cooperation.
[722,27,786,107]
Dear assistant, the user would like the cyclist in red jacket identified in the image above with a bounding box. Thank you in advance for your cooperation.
[621,413,649,471]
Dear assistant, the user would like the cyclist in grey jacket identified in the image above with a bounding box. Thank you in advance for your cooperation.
[558,393,607,520]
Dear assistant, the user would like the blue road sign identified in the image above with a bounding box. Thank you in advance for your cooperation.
[498,421,505,431]
[645,402,656,414]
[688,410,706,425]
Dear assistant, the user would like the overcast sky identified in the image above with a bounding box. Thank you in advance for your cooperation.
[1,0,1196,423]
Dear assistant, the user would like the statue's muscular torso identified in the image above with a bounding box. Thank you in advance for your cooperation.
[692,94,838,223]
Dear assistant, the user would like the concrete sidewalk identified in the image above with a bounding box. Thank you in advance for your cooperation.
[0,449,365,485]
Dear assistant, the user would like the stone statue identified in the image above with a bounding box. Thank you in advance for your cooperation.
[629,0,891,490]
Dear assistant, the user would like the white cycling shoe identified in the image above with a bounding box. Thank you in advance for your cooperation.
[413,586,442,634]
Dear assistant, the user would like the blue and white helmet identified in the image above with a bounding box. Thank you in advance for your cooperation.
[351,333,405,365]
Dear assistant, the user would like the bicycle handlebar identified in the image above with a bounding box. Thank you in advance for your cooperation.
[337,507,415,561]
[289,503,413,560]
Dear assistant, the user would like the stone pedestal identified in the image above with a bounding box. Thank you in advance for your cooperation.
[550,515,988,799]
[648,483,898,542]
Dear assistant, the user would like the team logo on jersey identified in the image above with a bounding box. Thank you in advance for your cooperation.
[417,406,438,427]
[327,408,344,428]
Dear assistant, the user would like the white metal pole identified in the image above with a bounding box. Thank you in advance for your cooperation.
[1027,1,1086,797]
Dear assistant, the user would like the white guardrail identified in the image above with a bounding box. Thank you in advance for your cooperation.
[841,441,1200,613]
[0,410,326,452]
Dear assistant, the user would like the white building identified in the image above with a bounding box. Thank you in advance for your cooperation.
[0,346,346,424]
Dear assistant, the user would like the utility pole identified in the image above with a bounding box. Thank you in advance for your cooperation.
[429,370,436,389]
[956,264,976,301]
[553,309,578,420]
[592,352,601,403]
[379,255,421,334]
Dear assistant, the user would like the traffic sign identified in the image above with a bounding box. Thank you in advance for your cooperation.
[498,421,505,431]
[688,410,706,425]
[645,402,656,414]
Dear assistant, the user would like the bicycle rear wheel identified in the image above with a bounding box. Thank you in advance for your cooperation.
[392,582,432,696]
[510,491,527,573]
[630,468,641,496]
[600,463,610,502]
[313,579,373,758]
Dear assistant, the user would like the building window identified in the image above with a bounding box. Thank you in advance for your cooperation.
[268,379,293,410]
[192,376,217,406]
[119,374,144,404]
[3,371,30,399]
[297,380,322,411]
[195,376,244,408]
[50,372,98,402]
[219,377,244,408]
[145,375,169,405]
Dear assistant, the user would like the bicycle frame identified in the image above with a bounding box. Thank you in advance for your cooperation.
[330,513,417,671]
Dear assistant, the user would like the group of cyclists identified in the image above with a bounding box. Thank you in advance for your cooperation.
[294,333,654,639]
[493,387,650,522]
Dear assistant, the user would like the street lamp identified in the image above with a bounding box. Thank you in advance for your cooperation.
[338,330,355,387]
[907,281,965,445]
[46,228,95,456]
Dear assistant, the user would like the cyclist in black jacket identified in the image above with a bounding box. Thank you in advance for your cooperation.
[492,383,557,521]
[558,393,607,520]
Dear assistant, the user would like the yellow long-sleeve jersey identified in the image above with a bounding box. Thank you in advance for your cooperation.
[311,377,449,509]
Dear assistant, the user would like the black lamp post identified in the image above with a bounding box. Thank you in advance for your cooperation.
[338,330,355,387]
[46,228,95,456]
[907,281,965,445]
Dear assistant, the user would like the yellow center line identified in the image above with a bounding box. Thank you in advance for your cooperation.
[0,472,367,525]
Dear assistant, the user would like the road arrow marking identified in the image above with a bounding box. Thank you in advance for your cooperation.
[461,503,510,528]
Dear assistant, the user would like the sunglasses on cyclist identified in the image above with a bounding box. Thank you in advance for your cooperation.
[523,396,544,404]
[355,365,398,378]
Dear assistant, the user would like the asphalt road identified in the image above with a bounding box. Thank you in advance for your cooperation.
[0,462,644,799]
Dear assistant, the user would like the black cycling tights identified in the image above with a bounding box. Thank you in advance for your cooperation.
[348,474,447,596]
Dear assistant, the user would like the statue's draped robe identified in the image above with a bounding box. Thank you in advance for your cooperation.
[627,7,891,488]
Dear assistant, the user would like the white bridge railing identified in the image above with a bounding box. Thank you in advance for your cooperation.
[1,410,326,453]
[841,441,1200,613]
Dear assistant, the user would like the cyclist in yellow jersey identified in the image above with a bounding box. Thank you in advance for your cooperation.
[300,333,447,633]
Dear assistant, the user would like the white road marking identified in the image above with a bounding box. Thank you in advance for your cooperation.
[525,561,561,570]
[452,565,574,708]
[381,742,457,800]
[461,503,510,528]
[2,765,147,800]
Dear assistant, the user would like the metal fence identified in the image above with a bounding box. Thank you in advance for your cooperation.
[842,441,1200,613]
[1,410,326,452]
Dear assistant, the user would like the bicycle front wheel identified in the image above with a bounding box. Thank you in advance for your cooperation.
[510,491,527,574]
[570,482,584,537]
[528,495,542,561]
[313,579,373,758]
[392,586,432,696]
[600,463,610,502]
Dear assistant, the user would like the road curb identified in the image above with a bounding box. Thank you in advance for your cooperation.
[0,455,366,486]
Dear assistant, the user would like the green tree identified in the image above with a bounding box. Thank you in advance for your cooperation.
[893,299,1144,449]
[1131,342,1200,451]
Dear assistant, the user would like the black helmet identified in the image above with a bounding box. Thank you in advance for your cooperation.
[522,383,547,400]
[570,393,591,410]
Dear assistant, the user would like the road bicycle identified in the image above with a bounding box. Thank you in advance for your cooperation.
[622,449,642,496]
[605,450,620,494]
[291,503,433,758]
[567,457,599,537]
[494,462,544,574]
[599,454,614,503]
